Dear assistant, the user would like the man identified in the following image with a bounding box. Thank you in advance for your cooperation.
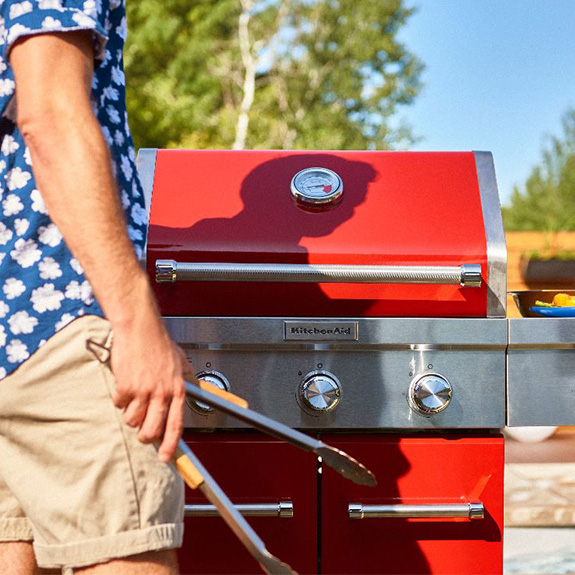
[0,1,189,573]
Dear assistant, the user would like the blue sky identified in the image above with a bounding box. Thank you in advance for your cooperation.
[399,0,575,205]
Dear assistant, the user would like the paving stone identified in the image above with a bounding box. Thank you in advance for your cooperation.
[505,527,575,574]
[506,463,575,526]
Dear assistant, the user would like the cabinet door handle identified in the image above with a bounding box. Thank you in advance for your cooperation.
[348,502,484,520]
[185,502,293,518]
[156,260,482,287]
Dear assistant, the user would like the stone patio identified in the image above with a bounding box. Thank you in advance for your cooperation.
[506,463,575,527]
[504,431,575,574]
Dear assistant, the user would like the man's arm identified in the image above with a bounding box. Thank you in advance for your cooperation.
[11,31,188,462]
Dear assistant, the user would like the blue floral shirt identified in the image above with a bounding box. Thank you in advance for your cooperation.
[0,0,147,379]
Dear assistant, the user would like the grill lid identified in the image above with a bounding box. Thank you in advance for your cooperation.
[140,150,506,318]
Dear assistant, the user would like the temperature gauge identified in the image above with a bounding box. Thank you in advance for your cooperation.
[290,167,343,209]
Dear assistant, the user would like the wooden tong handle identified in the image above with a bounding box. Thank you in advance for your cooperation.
[175,446,204,490]
[198,379,249,409]
[175,383,247,489]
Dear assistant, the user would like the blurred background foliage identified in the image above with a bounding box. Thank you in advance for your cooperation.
[125,1,575,233]
[503,108,575,233]
[124,0,423,151]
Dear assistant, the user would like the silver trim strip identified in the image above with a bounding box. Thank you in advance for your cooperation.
[136,148,158,268]
[185,502,293,518]
[508,317,575,347]
[348,502,484,520]
[164,316,508,347]
[156,260,482,287]
[475,151,507,317]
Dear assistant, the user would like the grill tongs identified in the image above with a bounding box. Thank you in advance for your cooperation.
[174,379,377,575]
[183,380,377,486]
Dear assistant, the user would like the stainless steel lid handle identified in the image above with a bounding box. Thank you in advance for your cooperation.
[349,502,484,520]
[156,260,482,287]
[185,502,293,518]
[460,264,482,287]
[156,259,178,282]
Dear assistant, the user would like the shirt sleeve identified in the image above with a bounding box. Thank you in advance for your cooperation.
[1,0,109,61]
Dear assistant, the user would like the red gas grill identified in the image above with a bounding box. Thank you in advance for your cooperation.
[138,150,509,574]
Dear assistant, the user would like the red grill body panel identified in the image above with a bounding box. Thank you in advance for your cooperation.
[147,150,489,317]
[321,434,504,575]
[176,433,504,575]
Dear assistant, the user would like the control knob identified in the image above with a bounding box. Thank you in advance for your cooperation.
[299,371,341,412]
[190,371,230,413]
[408,373,452,415]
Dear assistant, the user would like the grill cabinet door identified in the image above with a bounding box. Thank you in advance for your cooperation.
[321,434,504,575]
[178,433,318,574]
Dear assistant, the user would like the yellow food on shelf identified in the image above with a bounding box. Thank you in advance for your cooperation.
[553,293,571,306]
[531,294,575,308]
[533,294,575,308]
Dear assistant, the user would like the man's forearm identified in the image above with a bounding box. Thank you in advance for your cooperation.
[13,31,157,329]
[21,98,155,329]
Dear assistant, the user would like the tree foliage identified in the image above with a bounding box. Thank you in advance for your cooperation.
[503,109,575,231]
[124,0,423,151]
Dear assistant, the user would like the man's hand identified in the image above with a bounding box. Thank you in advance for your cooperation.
[110,283,192,462]
[11,31,191,461]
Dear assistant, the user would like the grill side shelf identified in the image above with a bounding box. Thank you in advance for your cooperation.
[508,317,575,426]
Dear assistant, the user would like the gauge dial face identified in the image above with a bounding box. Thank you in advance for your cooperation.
[291,167,343,206]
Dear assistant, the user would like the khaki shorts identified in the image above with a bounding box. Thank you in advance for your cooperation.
[0,315,184,570]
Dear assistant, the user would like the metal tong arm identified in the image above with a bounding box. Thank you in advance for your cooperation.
[156,260,482,287]
[175,441,296,575]
[186,381,376,487]
[185,381,319,454]
[185,381,376,487]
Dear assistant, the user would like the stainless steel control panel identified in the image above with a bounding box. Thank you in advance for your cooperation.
[165,317,507,430]
[171,315,575,430]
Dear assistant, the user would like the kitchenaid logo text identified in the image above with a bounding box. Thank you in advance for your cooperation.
[290,327,352,335]
[284,321,358,341]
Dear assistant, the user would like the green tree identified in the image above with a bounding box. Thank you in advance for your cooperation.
[125,0,423,151]
[503,109,575,232]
